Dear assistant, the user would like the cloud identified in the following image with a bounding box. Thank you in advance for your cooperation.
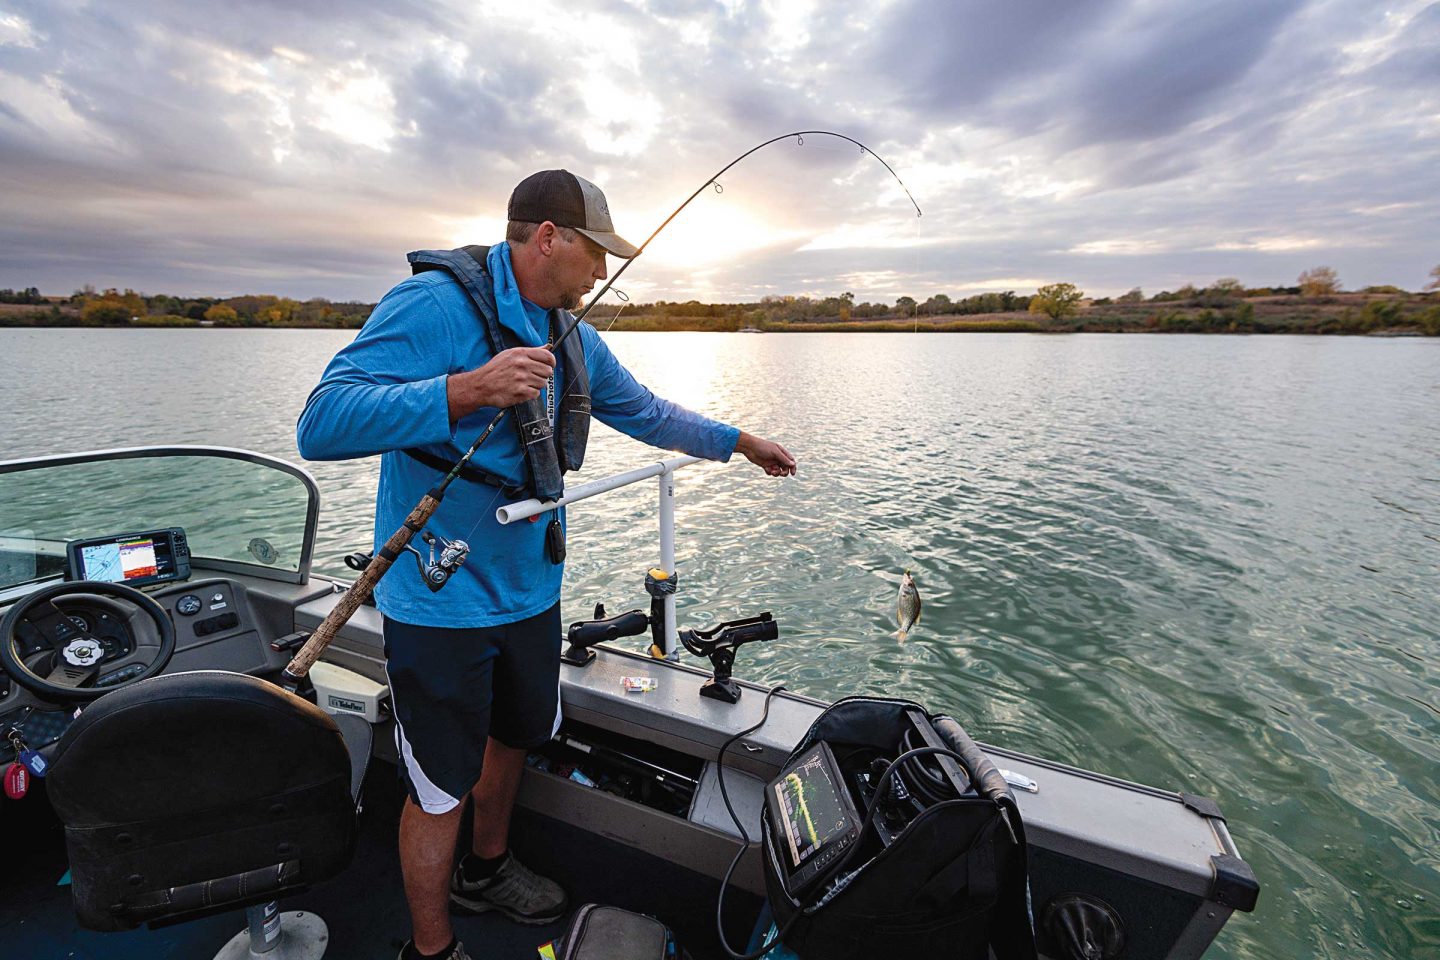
[0,0,1435,301]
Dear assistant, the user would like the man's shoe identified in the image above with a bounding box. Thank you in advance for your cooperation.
[449,852,567,925]
[396,939,472,960]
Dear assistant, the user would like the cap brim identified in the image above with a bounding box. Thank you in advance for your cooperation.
[575,227,639,260]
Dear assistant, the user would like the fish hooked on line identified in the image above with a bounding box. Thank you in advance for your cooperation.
[896,569,921,642]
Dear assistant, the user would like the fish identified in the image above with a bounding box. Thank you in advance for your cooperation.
[896,569,921,642]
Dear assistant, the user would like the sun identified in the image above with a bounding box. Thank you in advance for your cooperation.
[629,200,803,269]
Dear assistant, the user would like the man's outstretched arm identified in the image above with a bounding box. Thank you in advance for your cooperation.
[584,325,797,476]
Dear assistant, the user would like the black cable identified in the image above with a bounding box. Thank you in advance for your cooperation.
[814,745,972,893]
[715,683,798,960]
[900,728,951,806]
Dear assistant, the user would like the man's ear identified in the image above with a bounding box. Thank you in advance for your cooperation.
[535,221,558,256]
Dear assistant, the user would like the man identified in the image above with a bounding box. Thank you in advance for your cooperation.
[296,169,796,960]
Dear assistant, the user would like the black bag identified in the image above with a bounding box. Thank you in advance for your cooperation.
[761,697,1037,960]
[555,904,688,960]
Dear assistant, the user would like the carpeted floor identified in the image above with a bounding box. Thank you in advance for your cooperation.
[2,761,760,960]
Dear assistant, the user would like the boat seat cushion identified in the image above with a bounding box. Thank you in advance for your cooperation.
[47,670,360,931]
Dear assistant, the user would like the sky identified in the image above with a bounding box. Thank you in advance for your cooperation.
[0,0,1436,304]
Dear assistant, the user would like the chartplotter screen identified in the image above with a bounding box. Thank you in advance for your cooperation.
[66,528,188,587]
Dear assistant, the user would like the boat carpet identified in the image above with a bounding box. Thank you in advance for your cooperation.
[3,762,760,959]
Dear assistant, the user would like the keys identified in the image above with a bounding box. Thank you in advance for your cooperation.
[6,726,47,779]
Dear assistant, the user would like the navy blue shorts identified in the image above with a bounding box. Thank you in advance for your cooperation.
[383,603,562,813]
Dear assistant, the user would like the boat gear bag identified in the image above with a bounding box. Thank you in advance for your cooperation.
[553,903,689,960]
[762,697,1038,960]
[406,245,591,503]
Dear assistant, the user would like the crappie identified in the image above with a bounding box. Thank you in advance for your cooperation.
[896,569,921,642]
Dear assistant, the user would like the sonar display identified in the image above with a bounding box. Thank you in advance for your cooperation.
[773,749,851,868]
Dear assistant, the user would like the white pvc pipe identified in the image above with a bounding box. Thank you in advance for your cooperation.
[494,455,703,525]
[658,471,678,659]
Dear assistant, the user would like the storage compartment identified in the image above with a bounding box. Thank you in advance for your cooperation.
[516,716,768,895]
[525,718,704,819]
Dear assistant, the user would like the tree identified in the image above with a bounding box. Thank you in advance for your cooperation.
[920,293,952,316]
[1209,278,1243,295]
[1426,264,1440,293]
[204,304,238,325]
[895,296,916,315]
[80,298,131,325]
[78,287,144,324]
[1028,282,1084,320]
[1117,287,1144,303]
[1298,266,1340,297]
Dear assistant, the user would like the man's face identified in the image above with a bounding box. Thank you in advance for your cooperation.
[553,229,609,311]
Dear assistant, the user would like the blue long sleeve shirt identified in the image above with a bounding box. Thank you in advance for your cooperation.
[297,264,740,628]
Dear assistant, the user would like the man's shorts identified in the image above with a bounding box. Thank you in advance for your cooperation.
[383,603,562,814]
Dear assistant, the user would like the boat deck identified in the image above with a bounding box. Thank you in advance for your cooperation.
[4,761,762,960]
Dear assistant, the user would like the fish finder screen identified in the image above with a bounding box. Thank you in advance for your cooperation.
[773,745,852,869]
[76,535,174,583]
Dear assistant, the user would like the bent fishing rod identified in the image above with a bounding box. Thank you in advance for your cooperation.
[282,130,922,687]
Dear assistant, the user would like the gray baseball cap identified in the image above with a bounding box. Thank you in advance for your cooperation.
[507,169,639,259]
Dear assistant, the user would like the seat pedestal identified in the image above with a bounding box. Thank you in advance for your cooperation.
[215,902,330,960]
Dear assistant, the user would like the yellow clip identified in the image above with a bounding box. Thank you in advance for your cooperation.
[648,643,666,659]
[648,567,670,580]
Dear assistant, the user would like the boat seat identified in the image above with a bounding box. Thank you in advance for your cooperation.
[46,670,369,932]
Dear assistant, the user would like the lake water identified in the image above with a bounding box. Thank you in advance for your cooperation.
[1,328,1437,959]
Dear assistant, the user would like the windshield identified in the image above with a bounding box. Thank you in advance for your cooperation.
[0,447,318,594]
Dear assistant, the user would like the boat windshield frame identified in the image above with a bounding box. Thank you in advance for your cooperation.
[0,445,320,597]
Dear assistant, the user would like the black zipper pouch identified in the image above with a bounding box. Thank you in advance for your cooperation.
[546,517,566,564]
[555,903,683,960]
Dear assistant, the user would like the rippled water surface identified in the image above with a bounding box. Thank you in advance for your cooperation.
[2,328,1437,959]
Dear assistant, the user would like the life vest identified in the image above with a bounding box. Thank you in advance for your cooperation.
[405,245,590,502]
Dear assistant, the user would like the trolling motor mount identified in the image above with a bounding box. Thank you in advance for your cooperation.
[679,612,779,703]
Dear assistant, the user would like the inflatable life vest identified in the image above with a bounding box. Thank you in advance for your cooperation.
[405,245,590,502]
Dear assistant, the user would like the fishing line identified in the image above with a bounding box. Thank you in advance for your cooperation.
[283,132,925,685]
[435,131,921,517]
[913,213,922,333]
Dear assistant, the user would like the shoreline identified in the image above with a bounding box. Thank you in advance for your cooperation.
[3,292,1437,336]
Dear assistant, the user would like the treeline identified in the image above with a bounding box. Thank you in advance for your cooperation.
[0,287,46,304]
[2,265,1437,336]
[0,286,373,328]
[618,290,1035,327]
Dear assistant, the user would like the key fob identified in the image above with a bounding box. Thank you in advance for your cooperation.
[19,749,47,778]
[4,762,28,799]
[545,517,566,565]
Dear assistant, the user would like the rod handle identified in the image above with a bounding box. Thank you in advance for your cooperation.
[283,493,441,683]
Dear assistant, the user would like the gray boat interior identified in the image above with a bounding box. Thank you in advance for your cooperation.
[0,447,1257,959]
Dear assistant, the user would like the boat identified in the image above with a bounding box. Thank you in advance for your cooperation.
[0,445,1257,959]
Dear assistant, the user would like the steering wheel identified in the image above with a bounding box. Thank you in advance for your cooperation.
[0,581,177,702]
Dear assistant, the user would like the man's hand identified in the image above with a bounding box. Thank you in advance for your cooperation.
[736,431,797,477]
[446,347,556,422]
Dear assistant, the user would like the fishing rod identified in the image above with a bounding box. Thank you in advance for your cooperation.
[282,130,922,687]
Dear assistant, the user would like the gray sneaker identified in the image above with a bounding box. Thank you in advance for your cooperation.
[396,940,472,960]
[449,852,567,925]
